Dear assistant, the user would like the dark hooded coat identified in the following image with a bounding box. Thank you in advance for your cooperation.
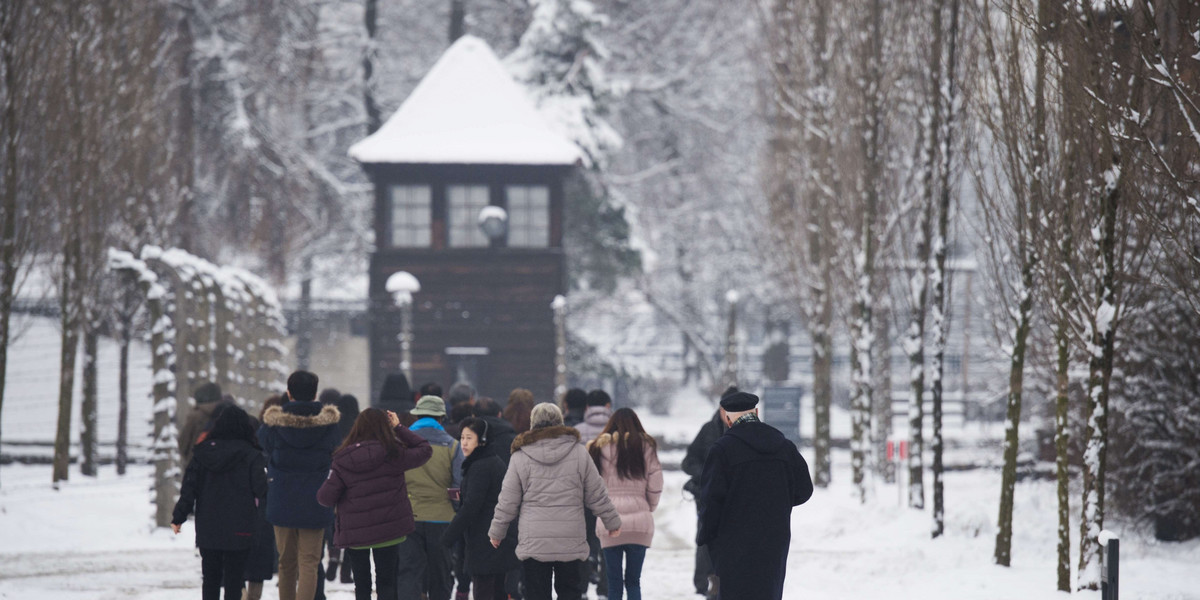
[478,415,517,465]
[442,442,520,575]
[258,402,341,529]
[172,438,268,550]
[681,410,727,496]
[316,425,432,549]
[696,420,813,600]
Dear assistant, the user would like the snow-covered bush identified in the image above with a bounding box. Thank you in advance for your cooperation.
[1109,294,1200,541]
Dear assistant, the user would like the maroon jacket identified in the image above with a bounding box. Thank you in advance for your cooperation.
[317,425,433,549]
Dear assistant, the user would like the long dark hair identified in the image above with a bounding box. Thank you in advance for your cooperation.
[589,408,656,480]
[207,404,261,450]
[335,394,361,443]
[337,408,400,458]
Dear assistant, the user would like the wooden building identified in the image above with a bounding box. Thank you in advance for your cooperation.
[350,36,580,405]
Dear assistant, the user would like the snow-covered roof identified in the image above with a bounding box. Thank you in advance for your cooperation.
[349,36,582,166]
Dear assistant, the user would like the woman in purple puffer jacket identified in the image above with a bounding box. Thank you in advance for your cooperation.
[317,408,432,600]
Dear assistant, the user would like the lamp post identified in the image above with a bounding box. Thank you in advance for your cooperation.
[386,271,421,383]
[552,295,567,399]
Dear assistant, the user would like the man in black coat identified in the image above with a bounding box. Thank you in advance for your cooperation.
[682,387,734,597]
[697,391,814,600]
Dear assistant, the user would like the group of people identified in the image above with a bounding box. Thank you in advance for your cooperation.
[171,369,816,600]
[169,372,676,600]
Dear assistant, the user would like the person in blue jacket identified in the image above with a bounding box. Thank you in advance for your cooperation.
[258,371,341,600]
[696,391,813,600]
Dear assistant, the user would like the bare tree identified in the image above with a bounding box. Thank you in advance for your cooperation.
[974,0,1053,566]
[0,0,45,489]
[757,0,843,487]
[930,0,963,539]
[849,0,887,503]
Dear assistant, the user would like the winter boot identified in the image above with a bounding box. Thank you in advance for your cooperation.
[326,551,339,582]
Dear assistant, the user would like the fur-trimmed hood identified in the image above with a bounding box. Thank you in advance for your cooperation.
[263,403,340,428]
[586,431,656,450]
[511,425,580,465]
[262,403,340,450]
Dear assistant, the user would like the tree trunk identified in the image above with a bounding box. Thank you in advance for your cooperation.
[1054,293,1071,589]
[1078,162,1120,591]
[363,0,381,134]
[296,255,313,370]
[53,231,81,484]
[931,0,960,540]
[449,0,466,42]
[851,0,884,504]
[993,259,1034,566]
[873,304,893,483]
[906,0,943,504]
[80,327,99,476]
[0,0,22,491]
[812,295,833,486]
[808,0,834,489]
[117,323,130,475]
[175,10,196,254]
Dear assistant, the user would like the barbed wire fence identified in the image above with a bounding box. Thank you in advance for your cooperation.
[108,246,287,527]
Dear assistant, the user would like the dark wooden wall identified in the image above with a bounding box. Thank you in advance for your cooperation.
[365,163,572,407]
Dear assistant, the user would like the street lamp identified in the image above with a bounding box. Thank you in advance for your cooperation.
[478,205,507,244]
[386,271,421,382]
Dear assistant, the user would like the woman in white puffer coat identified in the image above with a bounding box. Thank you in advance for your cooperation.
[586,408,663,600]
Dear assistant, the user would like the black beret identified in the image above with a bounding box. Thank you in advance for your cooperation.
[720,391,759,412]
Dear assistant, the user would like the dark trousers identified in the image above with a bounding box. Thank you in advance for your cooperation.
[200,548,249,600]
[584,510,607,596]
[506,566,524,600]
[522,559,584,600]
[694,516,713,594]
[603,545,647,600]
[396,522,453,600]
[347,544,400,600]
[471,573,507,600]
[452,539,470,595]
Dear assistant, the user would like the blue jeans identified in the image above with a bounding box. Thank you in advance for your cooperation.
[602,544,647,600]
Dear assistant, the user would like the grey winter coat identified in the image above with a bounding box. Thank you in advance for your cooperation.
[488,426,621,562]
[574,406,612,442]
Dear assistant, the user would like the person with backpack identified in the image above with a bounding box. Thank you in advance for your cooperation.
[317,408,433,600]
[172,404,268,600]
[587,409,663,600]
[397,395,464,600]
[179,381,227,469]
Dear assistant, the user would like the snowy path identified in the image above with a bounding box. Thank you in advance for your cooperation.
[3,459,1199,600]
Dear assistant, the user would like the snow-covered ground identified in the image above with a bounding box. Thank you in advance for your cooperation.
[2,315,1198,599]
[3,455,1198,599]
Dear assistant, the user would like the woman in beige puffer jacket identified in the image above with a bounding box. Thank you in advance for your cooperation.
[489,403,621,600]
[586,408,662,600]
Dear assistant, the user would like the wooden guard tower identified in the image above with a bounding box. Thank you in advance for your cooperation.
[350,35,580,405]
